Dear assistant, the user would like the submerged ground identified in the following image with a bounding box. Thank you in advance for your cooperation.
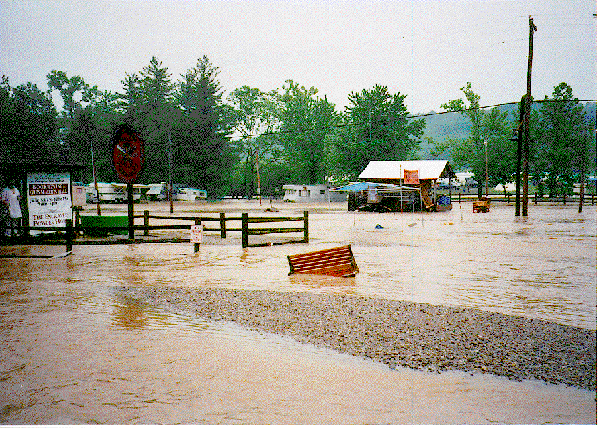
[0,200,596,424]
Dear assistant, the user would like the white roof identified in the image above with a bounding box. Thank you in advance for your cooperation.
[358,160,452,181]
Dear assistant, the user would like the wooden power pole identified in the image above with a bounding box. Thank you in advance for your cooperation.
[515,96,524,216]
[522,16,537,216]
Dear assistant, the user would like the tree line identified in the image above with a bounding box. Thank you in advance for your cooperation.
[0,56,596,199]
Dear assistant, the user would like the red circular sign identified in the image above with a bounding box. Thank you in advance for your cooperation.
[112,125,144,183]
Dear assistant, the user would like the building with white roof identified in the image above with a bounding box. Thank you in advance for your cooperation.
[355,160,455,211]
[358,160,454,183]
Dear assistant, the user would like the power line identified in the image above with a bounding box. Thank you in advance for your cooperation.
[407,98,598,119]
[254,98,597,139]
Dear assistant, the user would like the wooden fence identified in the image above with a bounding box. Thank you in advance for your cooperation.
[452,193,596,205]
[74,210,310,248]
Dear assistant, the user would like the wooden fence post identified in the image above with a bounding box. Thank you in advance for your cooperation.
[242,213,249,248]
[65,219,73,253]
[220,212,226,239]
[144,210,149,236]
[75,208,81,229]
[303,210,309,243]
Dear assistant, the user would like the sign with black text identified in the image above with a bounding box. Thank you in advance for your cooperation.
[27,172,72,228]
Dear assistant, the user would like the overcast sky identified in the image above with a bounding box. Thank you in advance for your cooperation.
[1,0,596,114]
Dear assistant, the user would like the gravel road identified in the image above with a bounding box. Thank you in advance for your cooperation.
[118,286,596,391]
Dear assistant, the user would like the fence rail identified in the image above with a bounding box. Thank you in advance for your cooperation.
[451,193,596,205]
[72,210,309,248]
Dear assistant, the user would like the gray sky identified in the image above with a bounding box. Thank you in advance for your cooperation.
[1,0,596,113]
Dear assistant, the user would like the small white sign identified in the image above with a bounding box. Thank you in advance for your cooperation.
[72,185,86,206]
[190,223,203,243]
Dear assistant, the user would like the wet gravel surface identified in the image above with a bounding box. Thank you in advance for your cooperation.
[119,286,597,391]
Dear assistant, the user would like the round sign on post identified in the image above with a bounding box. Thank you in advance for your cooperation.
[112,124,144,183]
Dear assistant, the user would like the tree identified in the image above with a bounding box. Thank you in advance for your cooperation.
[120,56,175,184]
[227,86,281,198]
[441,82,512,196]
[47,71,102,167]
[534,83,595,198]
[0,76,58,165]
[276,80,338,184]
[174,56,234,196]
[328,84,424,181]
[482,107,513,193]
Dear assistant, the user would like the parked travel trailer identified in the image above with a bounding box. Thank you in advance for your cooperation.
[282,184,346,203]
[174,188,207,201]
[146,182,169,201]
[85,182,145,203]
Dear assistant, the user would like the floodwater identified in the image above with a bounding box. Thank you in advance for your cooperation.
[0,200,596,424]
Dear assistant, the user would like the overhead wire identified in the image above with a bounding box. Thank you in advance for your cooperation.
[255,98,597,138]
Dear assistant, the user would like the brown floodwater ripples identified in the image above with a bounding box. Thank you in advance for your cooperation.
[0,201,596,424]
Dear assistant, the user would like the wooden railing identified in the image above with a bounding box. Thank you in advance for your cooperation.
[452,193,596,205]
[73,210,310,248]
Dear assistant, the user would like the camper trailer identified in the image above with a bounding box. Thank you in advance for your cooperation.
[146,182,169,201]
[85,182,145,203]
[174,188,207,201]
[283,184,346,203]
[86,182,125,203]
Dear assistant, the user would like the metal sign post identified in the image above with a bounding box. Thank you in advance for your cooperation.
[112,124,144,240]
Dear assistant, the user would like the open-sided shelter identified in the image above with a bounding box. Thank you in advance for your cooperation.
[356,160,455,211]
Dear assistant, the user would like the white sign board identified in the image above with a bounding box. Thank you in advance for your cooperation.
[72,184,86,206]
[27,172,72,228]
[190,223,203,243]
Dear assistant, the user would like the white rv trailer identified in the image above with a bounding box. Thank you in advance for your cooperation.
[174,188,207,201]
[86,182,146,203]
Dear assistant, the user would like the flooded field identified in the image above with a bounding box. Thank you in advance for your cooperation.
[0,200,596,424]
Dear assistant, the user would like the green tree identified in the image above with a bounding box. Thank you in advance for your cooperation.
[227,86,281,198]
[534,82,595,198]
[120,56,175,184]
[482,107,513,193]
[174,56,234,196]
[47,71,101,167]
[330,84,424,180]
[77,90,125,183]
[0,76,58,165]
[276,80,338,184]
[441,82,512,196]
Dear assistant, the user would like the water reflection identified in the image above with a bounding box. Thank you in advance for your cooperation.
[112,296,150,330]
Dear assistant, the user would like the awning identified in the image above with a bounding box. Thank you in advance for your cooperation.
[333,182,379,192]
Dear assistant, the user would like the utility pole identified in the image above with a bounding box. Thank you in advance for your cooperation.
[514,96,525,216]
[522,16,536,216]
[168,131,173,214]
[484,139,489,197]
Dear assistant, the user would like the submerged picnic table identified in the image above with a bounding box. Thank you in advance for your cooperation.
[287,244,359,277]
[473,198,491,213]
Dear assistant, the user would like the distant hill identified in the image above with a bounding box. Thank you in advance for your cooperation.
[414,101,596,159]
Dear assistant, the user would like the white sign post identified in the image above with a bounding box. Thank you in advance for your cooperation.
[27,172,72,229]
[191,222,203,252]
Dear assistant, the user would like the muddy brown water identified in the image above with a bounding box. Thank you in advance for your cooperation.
[0,200,596,424]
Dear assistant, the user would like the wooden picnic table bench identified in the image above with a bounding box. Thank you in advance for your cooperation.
[287,244,359,277]
[473,198,491,213]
